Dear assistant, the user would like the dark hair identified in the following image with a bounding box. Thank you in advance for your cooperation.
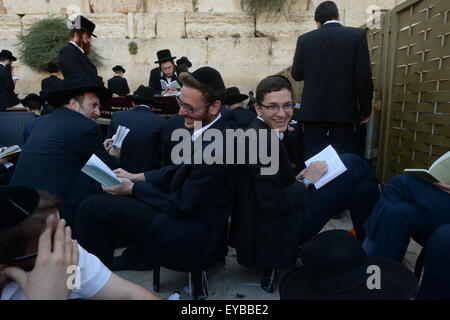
[255,75,294,105]
[0,190,61,265]
[70,29,87,39]
[179,72,226,104]
[315,1,339,24]
[24,99,44,111]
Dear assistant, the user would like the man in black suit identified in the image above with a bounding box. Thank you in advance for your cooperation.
[41,62,63,92]
[225,87,256,129]
[58,16,101,85]
[149,49,186,95]
[107,65,130,97]
[10,76,120,232]
[106,85,165,173]
[0,50,19,111]
[291,1,373,158]
[76,67,237,275]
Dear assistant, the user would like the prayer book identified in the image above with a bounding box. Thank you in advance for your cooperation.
[112,125,130,148]
[404,151,450,184]
[0,145,21,160]
[305,145,347,189]
[81,154,122,187]
[160,79,181,91]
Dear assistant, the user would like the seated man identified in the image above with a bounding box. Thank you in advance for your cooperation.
[230,75,380,273]
[363,174,450,262]
[225,87,256,129]
[10,75,121,231]
[76,67,237,273]
[21,93,46,143]
[0,186,161,300]
[149,49,186,95]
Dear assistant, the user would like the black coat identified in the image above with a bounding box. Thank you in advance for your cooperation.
[41,75,63,91]
[58,43,100,84]
[291,23,373,124]
[0,64,19,110]
[135,116,237,271]
[229,119,307,269]
[161,114,185,166]
[107,76,130,96]
[106,106,166,173]
[11,108,119,228]
[148,66,186,94]
[230,107,256,129]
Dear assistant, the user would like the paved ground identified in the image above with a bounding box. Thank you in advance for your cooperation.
[115,212,422,300]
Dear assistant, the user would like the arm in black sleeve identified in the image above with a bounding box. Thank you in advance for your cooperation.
[354,30,374,118]
[291,36,305,81]
[2,66,15,92]
[149,69,162,94]
[59,48,85,79]
[83,124,120,169]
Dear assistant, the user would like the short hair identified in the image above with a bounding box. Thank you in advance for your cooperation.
[315,1,339,24]
[70,29,86,39]
[0,190,61,265]
[255,75,294,105]
[178,72,226,104]
[24,99,44,111]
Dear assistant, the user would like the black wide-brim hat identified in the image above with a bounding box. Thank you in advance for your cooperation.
[176,56,192,68]
[280,256,418,300]
[225,87,248,105]
[72,15,97,38]
[46,75,111,107]
[155,49,176,64]
[112,65,126,73]
[21,93,45,107]
[0,49,17,61]
[126,85,162,106]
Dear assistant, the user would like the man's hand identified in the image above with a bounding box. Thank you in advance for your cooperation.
[295,168,307,181]
[103,138,114,151]
[0,216,79,300]
[162,88,177,95]
[434,182,450,195]
[113,168,145,182]
[102,178,134,196]
[303,161,328,183]
[108,146,121,158]
[360,116,370,124]
[112,94,120,98]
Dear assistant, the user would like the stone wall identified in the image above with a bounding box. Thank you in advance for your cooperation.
[0,0,406,96]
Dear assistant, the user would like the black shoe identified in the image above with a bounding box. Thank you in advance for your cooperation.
[111,255,154,271]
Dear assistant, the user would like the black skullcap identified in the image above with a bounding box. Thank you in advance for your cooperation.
[191,67,225,91]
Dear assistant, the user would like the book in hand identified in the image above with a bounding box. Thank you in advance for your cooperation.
[160,79,181,91]
[305,145,347,189]
[112,125,130,148]
[81,154,122,187]
[403,151,450,184]
[0,145,21,159]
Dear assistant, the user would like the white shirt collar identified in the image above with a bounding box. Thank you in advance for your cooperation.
[70,41,85,54]
[324,20,342,25]
[257,116,284,140]
[192,113,222,142]
[0,62,5,67]
[138,104,150,109]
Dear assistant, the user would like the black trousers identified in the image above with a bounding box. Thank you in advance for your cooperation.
[303,122,356,159]
[76,193,159,268]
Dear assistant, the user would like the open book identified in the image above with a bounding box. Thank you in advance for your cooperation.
[0,145,21,160]
[81,154,122,187]
[404,151,450,184]
[305,145,347,189]
[112,125,130,148]
[160,79,181,91]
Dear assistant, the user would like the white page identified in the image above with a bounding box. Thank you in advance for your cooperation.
[81,154,122,187]
[160,79,169,90]
[112,125,130,148]
[168,81,180,90]
[305,145,347,189]
[429,151,450,170]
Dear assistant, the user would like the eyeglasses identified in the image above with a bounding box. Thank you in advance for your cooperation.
[259,103,294,113]
[176,95,211,113]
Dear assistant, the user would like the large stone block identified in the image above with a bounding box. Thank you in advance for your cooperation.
[0,15,22,40]
[83,14,128,38]
[287,0,309,13]
[270,37,298,66]
[2,0,49,14]
[135,13,156,39]
[88,0,113,13]
[195,0,242,13]
[0,1,6,14]
[48,0,91,14]
[13,65,47,96]
[97,63,152,92]
[156,13,185,39]
[147,0,194,13]
[22,14,66,30]
[186,13,254,38]
[148,38,208,67]
[207,38,271,66]
[344,0,397,27]
[113,0,145,13]
[256,14,316,39]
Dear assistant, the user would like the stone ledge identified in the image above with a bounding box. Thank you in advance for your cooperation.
[186,13,254,38]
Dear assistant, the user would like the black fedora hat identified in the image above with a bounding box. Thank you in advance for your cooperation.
[0,186,40,232]
[176,56,192,68]
[225,87,249,106]
[0,49,17,61]
[126,85,162,107]
[279,230,418,300]
[47,62,59,73]
[71,15,97,38]
[21,93,45,107]
[112,65,126,73]
[47,75,111,107]
[155,49,176,64]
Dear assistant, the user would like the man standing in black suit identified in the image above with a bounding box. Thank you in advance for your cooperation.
[291,1,373,158]
[41,62,63,92]
[106,85,165,173]
[58,15,101,85]
[107,65,130,97]
[149,49,186,95]
[10,76,120,232]
[0,50,19,111]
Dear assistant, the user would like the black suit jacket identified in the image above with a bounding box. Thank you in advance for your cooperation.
[41,75,63,91]
[148,66,186,94]
[58,43,100,84]
[134,116,237,271]
[0,64,19,109]
[230,107,257,129]
[291,23,373,124]
[11,108,119,227]
[106,106,166,173]
[229,119,307,268]
[107,76,130,96]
